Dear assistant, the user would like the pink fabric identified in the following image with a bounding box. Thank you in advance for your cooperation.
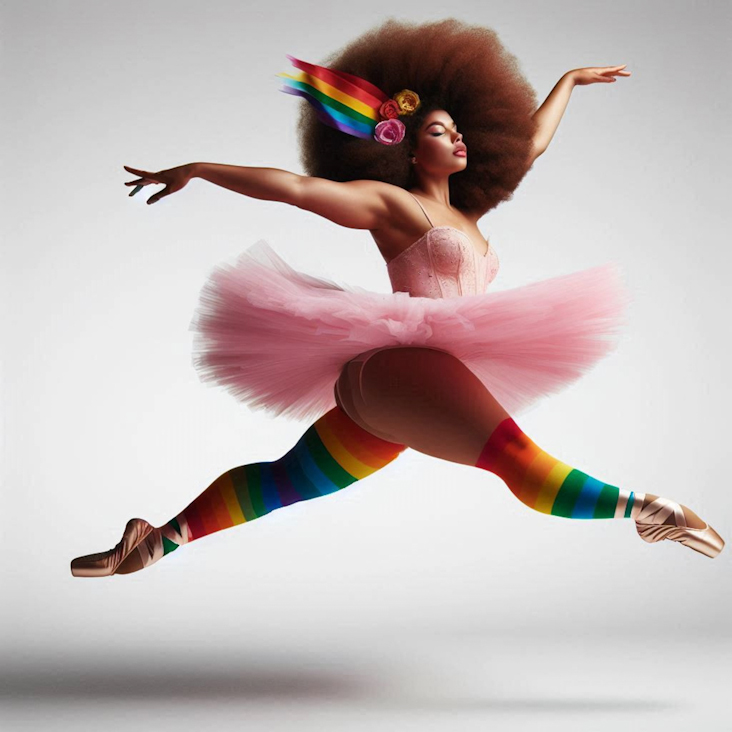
[387,226,499,297]
[189,234,632,422]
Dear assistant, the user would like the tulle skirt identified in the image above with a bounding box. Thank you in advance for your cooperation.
[189,240,633,422]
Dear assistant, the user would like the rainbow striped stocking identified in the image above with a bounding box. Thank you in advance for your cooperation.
[124,405,407,571]
[476,417,647,519]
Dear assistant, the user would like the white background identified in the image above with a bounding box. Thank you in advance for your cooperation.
[2,1,730,729]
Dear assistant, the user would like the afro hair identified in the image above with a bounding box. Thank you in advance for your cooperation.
[294,17,539,217]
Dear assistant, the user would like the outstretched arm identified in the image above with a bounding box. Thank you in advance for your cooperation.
[124,163,397,230]
[529,65,631,163]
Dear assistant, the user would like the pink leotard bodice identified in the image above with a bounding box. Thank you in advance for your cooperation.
[386,192,500,298]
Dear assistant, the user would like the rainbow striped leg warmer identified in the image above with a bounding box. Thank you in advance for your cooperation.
[476,417,646,519]
[156,405,407,559]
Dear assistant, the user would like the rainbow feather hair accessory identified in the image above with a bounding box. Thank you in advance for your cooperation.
[276,55,421,145]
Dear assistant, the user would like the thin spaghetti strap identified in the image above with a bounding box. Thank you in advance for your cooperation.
[407,191,434,229]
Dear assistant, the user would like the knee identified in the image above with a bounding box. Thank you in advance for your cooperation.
[502,421,537,456]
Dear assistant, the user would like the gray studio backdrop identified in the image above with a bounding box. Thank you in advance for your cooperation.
[2,0,730,668]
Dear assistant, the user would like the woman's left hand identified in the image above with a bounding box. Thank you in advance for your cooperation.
[568,65,631,86]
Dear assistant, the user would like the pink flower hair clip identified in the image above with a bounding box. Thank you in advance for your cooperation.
[374,90,421,145]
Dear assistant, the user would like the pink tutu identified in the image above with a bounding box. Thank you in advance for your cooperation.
[189,240,632,422]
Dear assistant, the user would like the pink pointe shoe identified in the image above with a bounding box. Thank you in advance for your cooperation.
[634,497,725,558]
[70,518,157,577]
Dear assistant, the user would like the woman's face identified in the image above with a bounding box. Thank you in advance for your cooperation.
[411,109,467,174]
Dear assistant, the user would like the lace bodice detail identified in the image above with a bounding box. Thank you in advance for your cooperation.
[386,195,499,299]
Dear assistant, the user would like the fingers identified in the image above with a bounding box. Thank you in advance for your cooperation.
[123,165,176,204]
[124,165,153,177]
[598,65,631,82]
[146,188,170,205]
[605,64,631,77]
[125,178,149,196]
[124,165,160,199]
[127,179,150,197]
[124,166,156,185]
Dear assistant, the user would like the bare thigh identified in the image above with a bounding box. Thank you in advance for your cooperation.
[335,346,510,466]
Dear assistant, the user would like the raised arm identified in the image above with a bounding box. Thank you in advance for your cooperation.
[124,162,395,230]
[528,64,631,164]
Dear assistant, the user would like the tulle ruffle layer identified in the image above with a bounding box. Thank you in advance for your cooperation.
[189,240,632,422]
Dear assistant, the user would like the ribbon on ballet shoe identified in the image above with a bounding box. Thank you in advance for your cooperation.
[633,498,725,558]
[137,528,165,568]
[114,525,164,574]
[634,496,687,528]
[160,515,190,547]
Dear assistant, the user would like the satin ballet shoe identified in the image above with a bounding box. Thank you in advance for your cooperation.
[634,497,725,559]
[114,525,165,575]
[70,518,154,577]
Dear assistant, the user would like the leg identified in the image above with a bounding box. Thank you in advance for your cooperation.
[335,346,723,556]
[71,403,407,576]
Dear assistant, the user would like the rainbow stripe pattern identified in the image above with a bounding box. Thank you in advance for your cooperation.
[476,418,637,519]
[159,405,407,554]
[276,55,390,139]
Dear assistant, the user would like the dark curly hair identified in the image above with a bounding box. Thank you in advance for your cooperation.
[295,17,539,216]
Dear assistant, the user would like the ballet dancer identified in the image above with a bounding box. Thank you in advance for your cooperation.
[71,18,724,577]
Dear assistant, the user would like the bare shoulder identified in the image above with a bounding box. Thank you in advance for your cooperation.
[294,177,403,232]
[348,179,423,232]
[366,186,442,262]
[355,180,411,218]
[378,187,488,233]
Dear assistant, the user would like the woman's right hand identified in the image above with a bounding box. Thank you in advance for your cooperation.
[123,163,196,205]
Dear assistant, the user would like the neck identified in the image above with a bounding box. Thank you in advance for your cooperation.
[410,176,452,208]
